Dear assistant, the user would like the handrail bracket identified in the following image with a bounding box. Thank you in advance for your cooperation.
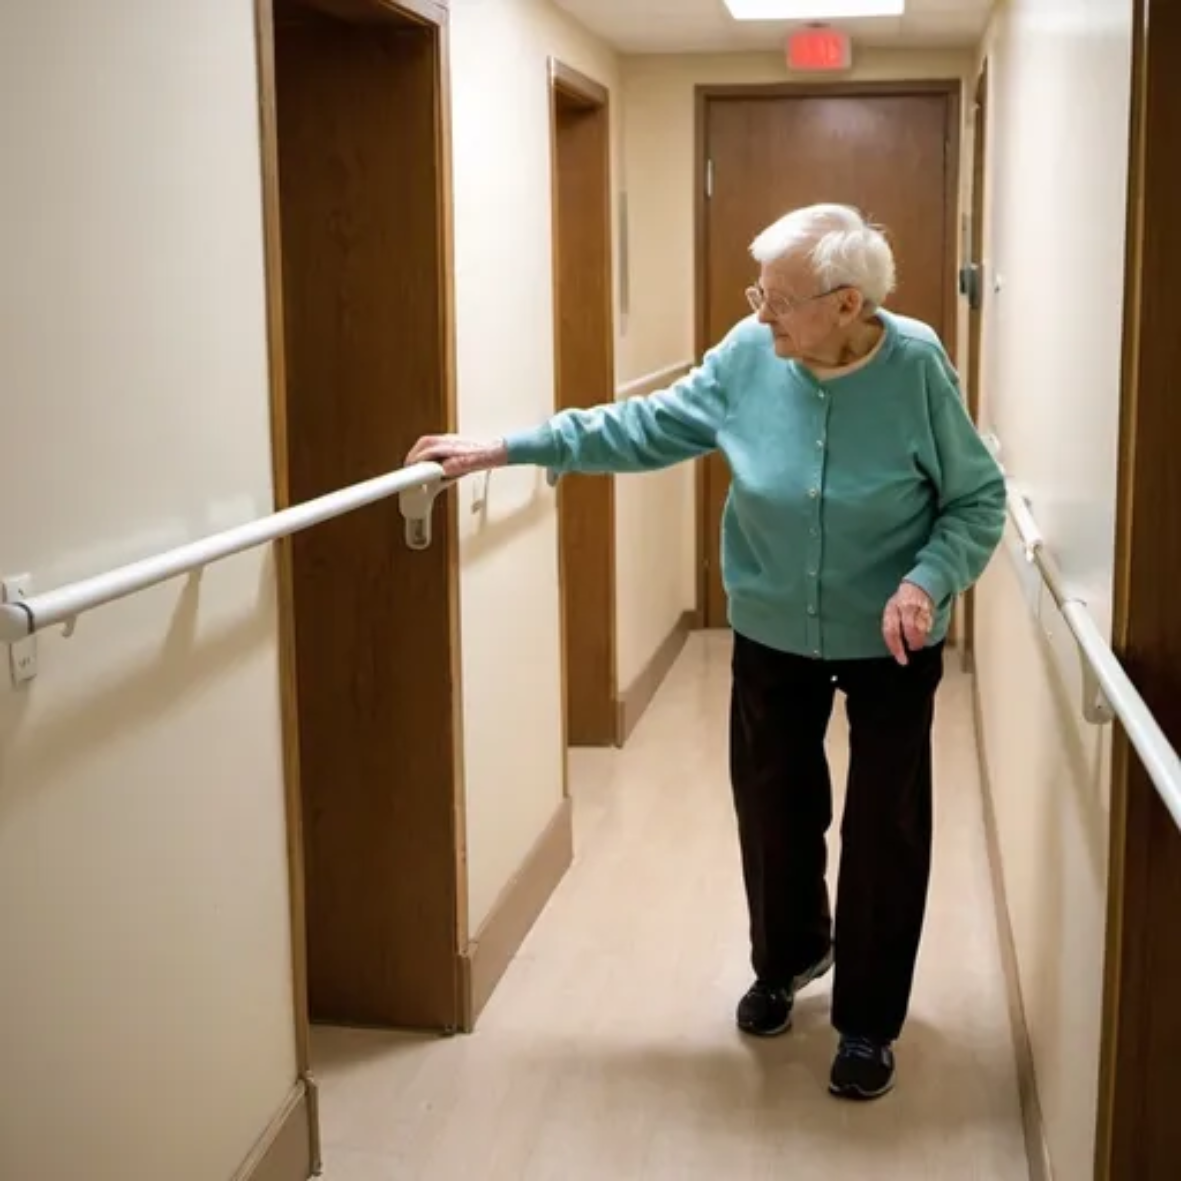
[398,478,456,551]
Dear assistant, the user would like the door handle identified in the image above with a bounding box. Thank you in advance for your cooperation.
[959,262,983,310]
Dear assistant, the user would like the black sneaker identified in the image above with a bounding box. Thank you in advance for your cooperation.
[736,981,792,1036]
[736,946,835,1037]
[829,1035,896,1100]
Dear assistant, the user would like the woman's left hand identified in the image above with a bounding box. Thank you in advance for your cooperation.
[882,581,935,666]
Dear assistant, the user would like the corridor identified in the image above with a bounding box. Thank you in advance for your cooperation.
[314,633,1028,1180]
[11,0,1181,1176]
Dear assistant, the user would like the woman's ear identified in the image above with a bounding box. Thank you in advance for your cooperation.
[838,287,866,324]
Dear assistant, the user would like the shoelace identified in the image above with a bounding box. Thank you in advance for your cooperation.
[839,1035,885,1062]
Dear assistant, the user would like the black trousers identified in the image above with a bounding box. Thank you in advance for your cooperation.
[729,631,943,1043]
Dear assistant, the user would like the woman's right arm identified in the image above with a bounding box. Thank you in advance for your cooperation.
[406,339,731,478]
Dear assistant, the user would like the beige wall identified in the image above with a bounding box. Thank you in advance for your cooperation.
[449,0,623,929]
[614,47,975,671]
[973,1,1132,1176]
[0,3,298,1180]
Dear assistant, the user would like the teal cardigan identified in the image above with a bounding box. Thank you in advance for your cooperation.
[505,310,1006,661]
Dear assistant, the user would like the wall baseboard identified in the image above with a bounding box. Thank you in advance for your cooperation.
[972,678,1054,1181]
[232,1077,316,1181]
[615,609,696,744]
[459,796,574,1030]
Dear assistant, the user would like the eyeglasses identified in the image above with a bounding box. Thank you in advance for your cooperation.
[745,284,849,318]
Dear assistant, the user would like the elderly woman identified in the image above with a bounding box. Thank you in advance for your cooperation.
[408,203,1005,1101]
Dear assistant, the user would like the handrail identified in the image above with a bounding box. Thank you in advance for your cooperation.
[1003,483,1115,727]
[991,438,1181,832]
[5,360,700,643]
[615,359,695,400]
[0,462,450,646]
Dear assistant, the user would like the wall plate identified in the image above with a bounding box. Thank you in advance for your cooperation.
[2,574,37,686]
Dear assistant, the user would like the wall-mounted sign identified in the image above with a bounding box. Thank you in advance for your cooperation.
[786,27,853,72]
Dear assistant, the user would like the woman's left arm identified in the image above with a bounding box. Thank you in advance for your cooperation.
[904,354,1007,607]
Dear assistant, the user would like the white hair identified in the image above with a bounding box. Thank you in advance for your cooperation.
[749,203,897,310]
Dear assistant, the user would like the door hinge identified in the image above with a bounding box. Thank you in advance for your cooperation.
[705,158,714,199]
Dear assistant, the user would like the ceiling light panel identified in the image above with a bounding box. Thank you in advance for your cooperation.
[723,0,905,19]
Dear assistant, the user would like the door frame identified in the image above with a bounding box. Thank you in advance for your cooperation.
[1097,0,1181,1174]
[548,58,620,748]
[254,0,462,1164]
[692,79,963,626]
[961,63,990,672]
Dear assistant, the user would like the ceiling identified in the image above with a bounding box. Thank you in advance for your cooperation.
[550,0,993,52]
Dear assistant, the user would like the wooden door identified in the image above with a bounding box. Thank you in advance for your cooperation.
[550,62,618,748]
[1098,1,1181,1174]
[265,0,465,1033]
[697,84,960,627]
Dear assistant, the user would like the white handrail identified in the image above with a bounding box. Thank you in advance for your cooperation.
[0,462,448,645]
[1001,474,1181,834]
[615,359,695,400]
[7,361,700,640]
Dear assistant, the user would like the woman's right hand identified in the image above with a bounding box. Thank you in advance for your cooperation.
[405,434,509,479]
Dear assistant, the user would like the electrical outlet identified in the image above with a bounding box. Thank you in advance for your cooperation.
[2,575,37,686]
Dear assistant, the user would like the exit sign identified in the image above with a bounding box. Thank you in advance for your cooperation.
[787,27,852,72]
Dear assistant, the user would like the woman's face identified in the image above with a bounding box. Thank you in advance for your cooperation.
[755,254,864,360]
